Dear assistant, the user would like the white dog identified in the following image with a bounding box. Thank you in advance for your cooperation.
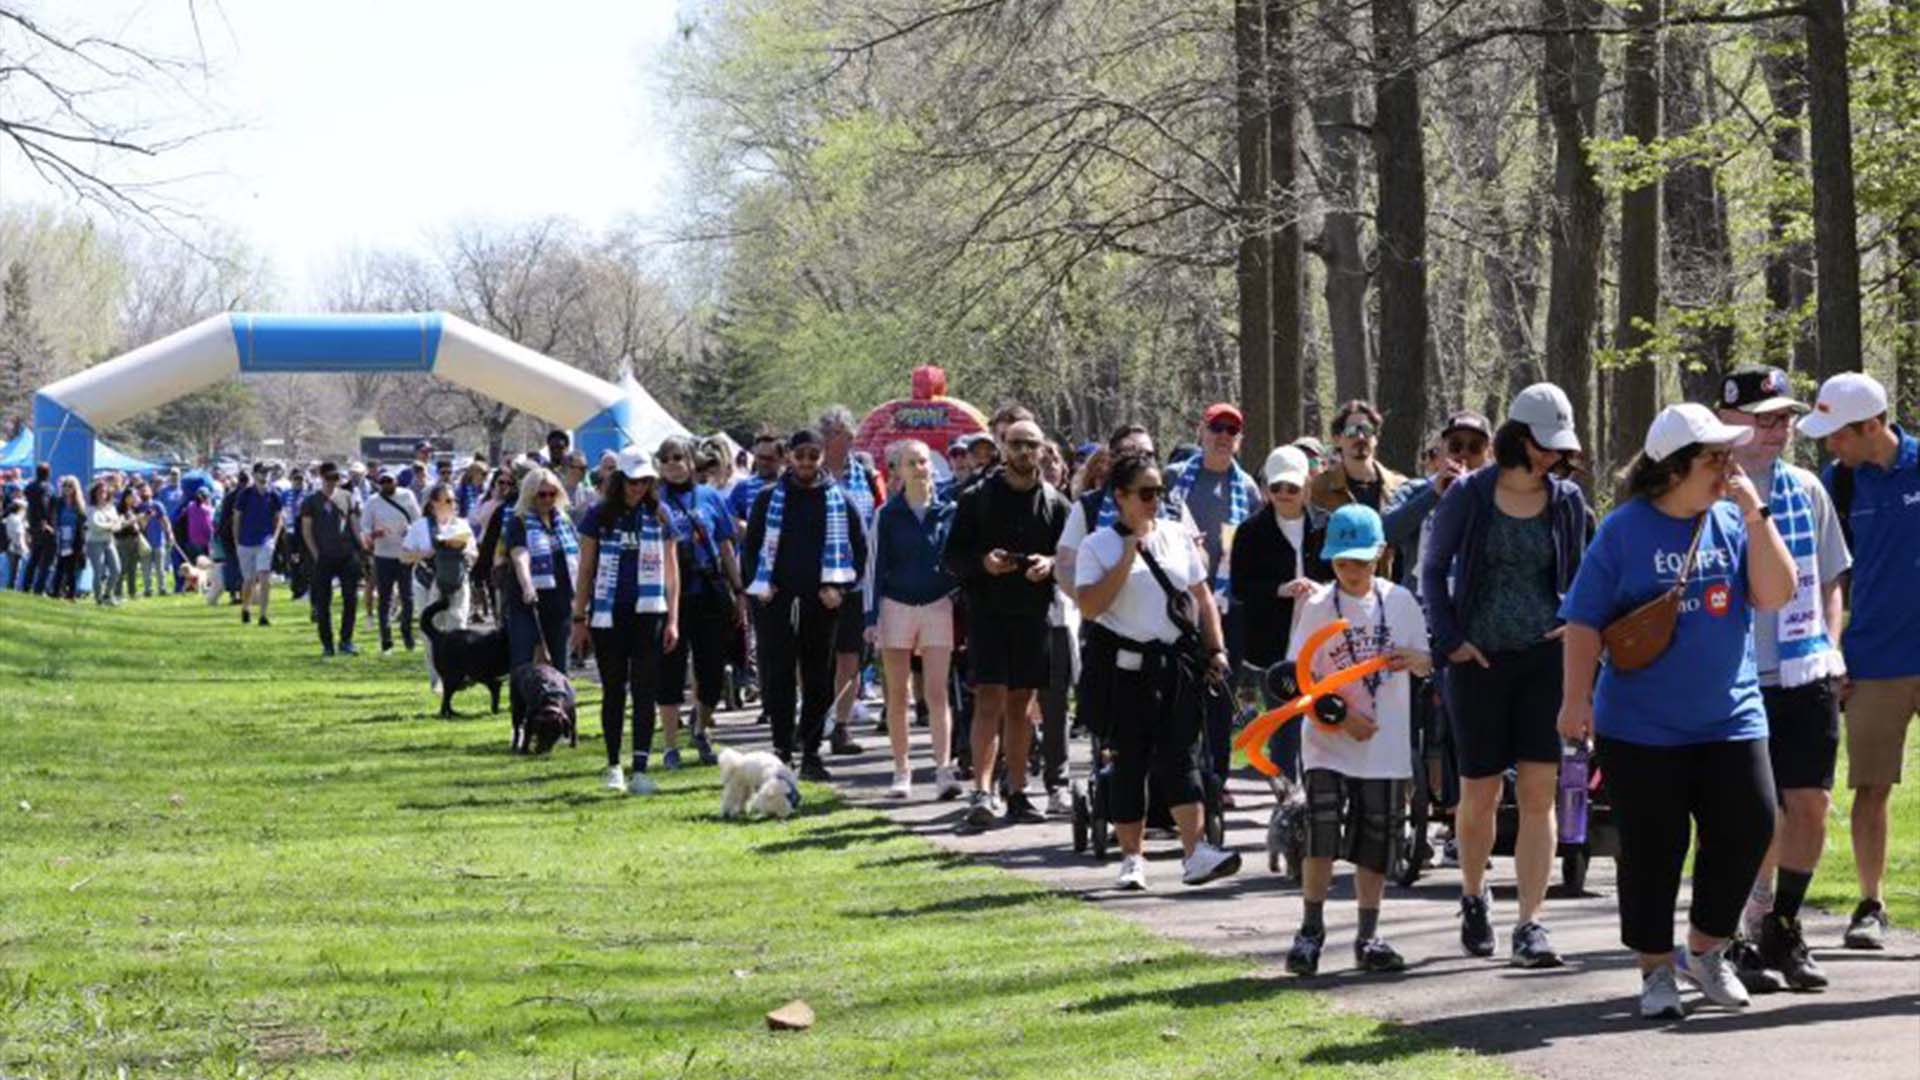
[718,747,801,820]
[185,557,220,603]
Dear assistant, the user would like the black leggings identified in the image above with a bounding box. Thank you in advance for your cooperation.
[506,586,571,670]
[755,591,837,761]
[1104,659,1204,825]
[658,590,730,709]
[52,551,82,599]
[374,556,416,650]
[1599,735,1775,954]
[592,609,665,768]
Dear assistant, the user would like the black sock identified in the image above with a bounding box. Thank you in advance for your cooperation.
[632,752,649,773]
[1301,901,1325,939]
[1357,906,1381,941]
[1773,868,1814,921]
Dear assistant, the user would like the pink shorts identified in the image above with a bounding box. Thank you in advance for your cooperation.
[878,596,955,653]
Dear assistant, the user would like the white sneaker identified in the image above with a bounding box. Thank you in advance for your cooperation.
[1116,854,1148,891]
[1181,842,1243,886]
[888,770,912,799]
[603,765,625,791]
[1640,965,1686,1020]
[1674,944,1750,1008]
[934,766,964,800]
[1046,787,1074,817]
[626,771,658,796]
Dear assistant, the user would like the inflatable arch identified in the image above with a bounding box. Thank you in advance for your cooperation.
[32,312,681,480]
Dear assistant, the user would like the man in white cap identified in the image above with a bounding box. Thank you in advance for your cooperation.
[1715,365,1850,989]
[1799,371,1918,951]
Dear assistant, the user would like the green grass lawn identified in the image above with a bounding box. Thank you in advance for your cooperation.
[1810,717,1920,927]
[0,592,1504,1079]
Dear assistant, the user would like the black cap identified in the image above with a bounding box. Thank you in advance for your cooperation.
[788,427,823,451]
[1721,365,1807,415]
[1441,410,1492,439]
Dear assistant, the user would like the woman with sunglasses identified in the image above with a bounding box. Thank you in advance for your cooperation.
[1421,383,1594,969]
[654,434,743,769]
[504,467,580,671]
[471,469,520,623]
[1075,451,1240,892]
[570,448,681,794]
[402,482,480,692]
[1558,403,1797,1020]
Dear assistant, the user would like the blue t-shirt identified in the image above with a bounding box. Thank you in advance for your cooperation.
[1825,427,1920,679]
[139,501,166,546]
[586,502,644,609]
[728,475,770,525]
[661,483,736,595]
[1560,498,1765,746]
[235,487,279,546]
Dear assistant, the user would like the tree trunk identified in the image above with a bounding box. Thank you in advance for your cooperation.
[1613,0,1662,457]
[1804,0,1861,378]
[1370,0,1429,471]
[1757,23,1816,373]
[1308,0,1371,410]
[1661,28,1734,404]
[1540,0,1606,463]
[1899,222,1920,424]
[1235,0,1274,461]
[1268,0,1305,445]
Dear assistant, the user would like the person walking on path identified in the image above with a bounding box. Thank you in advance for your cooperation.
[655,434,744,769]
[233,463,282,627]
[1229,445,1332,784]
[867,438,963,800]
[401,482,478,693]
[278,466,310,602]
[1697,367,1851,991]
[742,428,870,781]
[819,405,881,756]
[504,467,580,672]
[1421,384,1592,969]
[4,496,25,590]
[111,488,143,601]
[134,483,170,599]
[50,476,83,601]
[569,448,680,794]
[301,463,365,658]
[364,471,422,654]
[22,462,55,596]
[1385,410,1492,598]
[83,480,123,606]
[945,418,1070,830]
[1075,451,1242,892]
[1799,372,1919,952]
[180,488,214,570]
[1558,403,1798,1020]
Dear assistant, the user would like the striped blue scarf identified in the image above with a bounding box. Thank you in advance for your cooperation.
[746,479,855,599]
[1768,465,1843,687]
[1172,456,1254,600]
[522,510,579,591]
[837,457,878,530]
[589,506,668,628]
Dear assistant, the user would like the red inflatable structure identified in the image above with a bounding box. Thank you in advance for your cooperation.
[853,365,988,480]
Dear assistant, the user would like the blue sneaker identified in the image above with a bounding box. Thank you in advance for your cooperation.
[663,748,681,771]
[693,732,717,766]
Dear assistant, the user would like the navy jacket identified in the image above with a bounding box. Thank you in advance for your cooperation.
[865,493,959,625]
[1419,465,1594,659]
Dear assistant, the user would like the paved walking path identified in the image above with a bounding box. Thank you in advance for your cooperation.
[726,714,1920,1080]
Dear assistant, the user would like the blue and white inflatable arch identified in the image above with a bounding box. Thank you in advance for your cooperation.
[32,312,684,480]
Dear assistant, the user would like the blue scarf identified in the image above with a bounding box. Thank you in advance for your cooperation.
[837,457,878,530]
[1768,466,1843,687]
[589,505,667,627]
[522,510,579,591]
[747,478,855,598]
[1172,456,1254,600]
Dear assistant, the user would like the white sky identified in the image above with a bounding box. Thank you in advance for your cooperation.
[6,0,688,304]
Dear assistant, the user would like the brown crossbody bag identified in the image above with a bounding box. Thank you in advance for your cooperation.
[1601,513,1707,672]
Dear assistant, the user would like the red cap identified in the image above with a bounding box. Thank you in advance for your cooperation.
[1203,402,1244,427]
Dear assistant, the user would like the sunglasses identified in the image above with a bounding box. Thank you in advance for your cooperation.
[1447,436,1488,455]
[1127,485,1166,502]
[537,490,560,501]
[1699,449,1734,469]
[1341,422,1378,438]
[623,475,652,485]
[1207,420,1243,436]
[1006,438,1042,450]
[1268,482,1302,496]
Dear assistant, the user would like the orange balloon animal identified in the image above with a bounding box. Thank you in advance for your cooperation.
[1232,619,1394,777]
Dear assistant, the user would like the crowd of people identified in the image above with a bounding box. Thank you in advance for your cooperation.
[2,366,1913,1021]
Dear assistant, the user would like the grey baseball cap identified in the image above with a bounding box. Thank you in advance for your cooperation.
[1508,383,1581,452]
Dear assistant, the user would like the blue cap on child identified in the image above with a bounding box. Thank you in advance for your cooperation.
[1321,504,1386,563]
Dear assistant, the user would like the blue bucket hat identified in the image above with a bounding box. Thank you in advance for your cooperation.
[1321,504,1386,563]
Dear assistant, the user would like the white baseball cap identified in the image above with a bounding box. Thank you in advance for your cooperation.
[1645,403,1754,463]
[1796,372,1889,439]
[615,445,658,481]
[1262,445,1310,489]
[1509,383,1581,452]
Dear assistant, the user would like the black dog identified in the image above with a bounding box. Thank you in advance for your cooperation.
[419,595,510,718]
[510,662,578,754]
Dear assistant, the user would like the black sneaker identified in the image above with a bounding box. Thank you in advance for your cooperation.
[798,757,832,783]
[1003,792,1047,825]
[1759,914,1829,990]
[830,729,863,756]
[340,643,359,656]
[1354,937,1408,973]
[257,616,271,628]
[320,646,335,659]
[959,790,997,832]
[1728,935,1786,994]
[1844,900,1889,950]
[240,608,250,624]
[1460,893,1496,957]
[1285,931,1324,976]
[1510,921,1564,969]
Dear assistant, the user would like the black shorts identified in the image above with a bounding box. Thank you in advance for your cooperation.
[967,609,1051,690]
[834,591,865,654]
[1303,769,1406,874]
[1764,677,1841,793]
[1446,638,1564,779]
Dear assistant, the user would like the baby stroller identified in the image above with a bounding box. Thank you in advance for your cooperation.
[1490,742,1618,894]
[1069,649,1226,861]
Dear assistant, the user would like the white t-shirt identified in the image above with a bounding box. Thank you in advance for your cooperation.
[401,515,475,562]
[1277,515,1306,580]
[1057,497,1199,561]
[1285,580,1428,780]
[1074,522,1207,644]
[362,488,421,560]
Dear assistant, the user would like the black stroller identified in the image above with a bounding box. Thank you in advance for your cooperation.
[1069,646,1227,861]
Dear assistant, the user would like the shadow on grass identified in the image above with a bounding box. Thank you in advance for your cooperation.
[858,849,976,871]
[1062,970,1285,1014]
[752,815,895,854]
[862,890,1050,919]
[396,791,607,812]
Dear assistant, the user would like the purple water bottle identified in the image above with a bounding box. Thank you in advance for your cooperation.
[1558,742,1590,846]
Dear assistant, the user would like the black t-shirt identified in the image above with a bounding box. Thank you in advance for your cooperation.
[24,479,49,530]
[300,489,358,563]
[945,473,1069,617]
[1346,476,1383,511]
